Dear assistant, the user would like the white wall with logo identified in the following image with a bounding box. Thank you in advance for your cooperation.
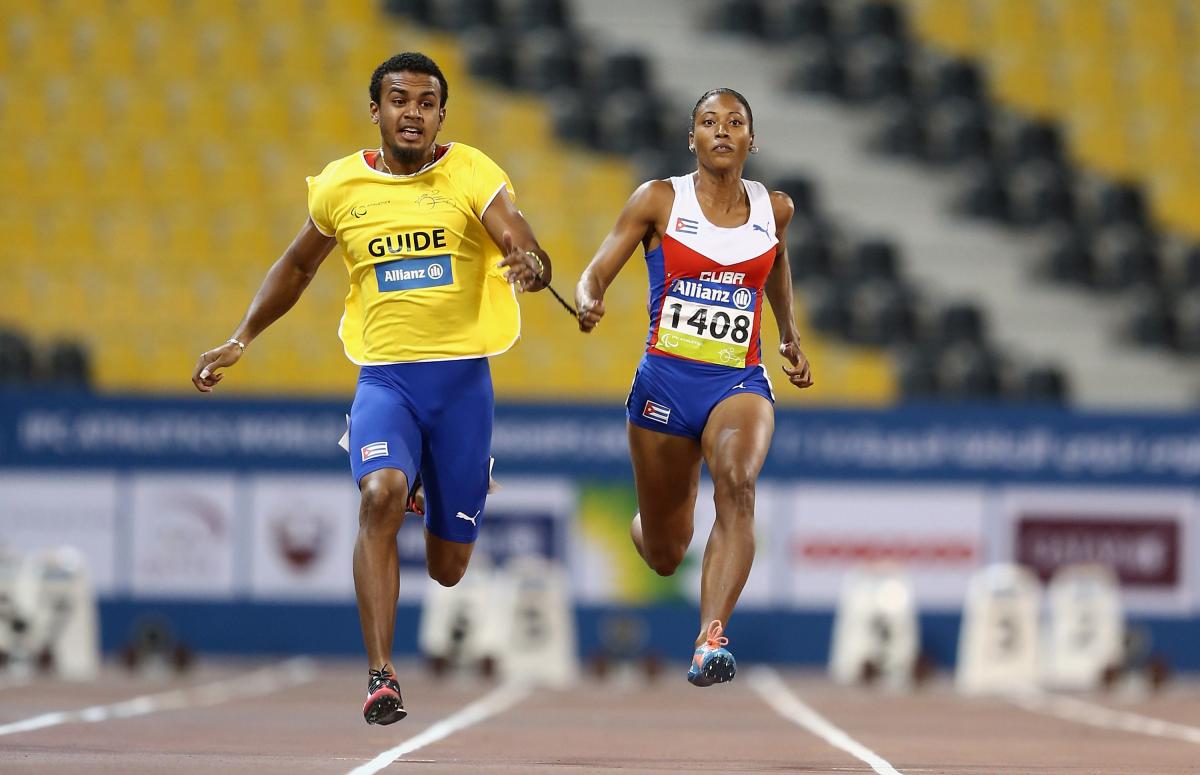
[3,470,1199,616]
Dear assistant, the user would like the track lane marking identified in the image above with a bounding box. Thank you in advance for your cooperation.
[1009,691,1200,745]
[0,656,316,736]
[346,681,531,775]
[749,668,906,775]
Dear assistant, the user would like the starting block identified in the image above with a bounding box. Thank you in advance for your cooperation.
[494,555,578,688]
[1043,564,1124,690]
[418,554,578,687]
[829,564,919,690]
[419,556,506,676]
[956,563,1041,695]
[0,546,99,680]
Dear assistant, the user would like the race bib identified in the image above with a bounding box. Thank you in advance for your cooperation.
[653,278,755,367]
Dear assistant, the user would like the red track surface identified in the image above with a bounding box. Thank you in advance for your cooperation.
[1,661,1197,774]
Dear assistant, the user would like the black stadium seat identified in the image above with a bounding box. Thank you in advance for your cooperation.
[773,175,818,216]
[852,1,906,42]
[1128,289,1175,348]
[786,216,836,281]
[44,340,91,388]
[789,43,845,97]
[0,329,35,385]
[924,99,991,164]
[513,30,582,92]
[509,0,570,31]
[384,0,433,24]
[1007,159,1074,228]
[431,0,500,31]
[461,29,516,87]
[1171,290,1200,353]
[1021,366,1068,403]
[851,238,899,280]
[710,0,770,38]
[843,37,911,103]
[774,0,833,42]
[1089,224,1158,291]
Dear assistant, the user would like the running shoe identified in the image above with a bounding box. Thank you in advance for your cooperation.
[405,475,425,516]
[363,665,407,725]
[687,620,736,687]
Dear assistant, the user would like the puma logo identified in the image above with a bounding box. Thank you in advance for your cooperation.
[455,510,480,526]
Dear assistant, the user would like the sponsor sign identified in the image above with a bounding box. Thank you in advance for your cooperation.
[995,488,1197,614]
[129,474,238,598]
[1017,517,1178,587]
[247,475,357,600]
[0,472,120,594]
[5,393,1200,485]
[776,486,986,610]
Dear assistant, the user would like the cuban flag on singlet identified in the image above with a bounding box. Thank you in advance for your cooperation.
[675,216,699,235]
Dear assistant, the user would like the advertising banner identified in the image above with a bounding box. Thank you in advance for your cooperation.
[4,393,1200,485]
[775,486,986,610]
[247,475,358,600]
[0,472,120,594]
[129,474,239,598]
[993,488,1198,614]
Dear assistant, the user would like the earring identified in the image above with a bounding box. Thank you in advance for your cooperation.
[749,145,759,154]
[688,146,695,153]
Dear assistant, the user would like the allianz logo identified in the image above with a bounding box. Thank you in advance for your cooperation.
[383,262,445,283]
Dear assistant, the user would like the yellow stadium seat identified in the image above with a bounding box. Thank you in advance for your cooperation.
[2,0,901,401]
[899,0,981,56]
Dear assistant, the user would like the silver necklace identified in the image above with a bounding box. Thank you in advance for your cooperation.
[377,147,394,175]
[377,147,438,177]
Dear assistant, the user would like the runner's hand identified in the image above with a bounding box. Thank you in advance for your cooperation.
[497,232,544,292]
[576,297,605,333]
[192,341,244,393]
[779,340,813,389]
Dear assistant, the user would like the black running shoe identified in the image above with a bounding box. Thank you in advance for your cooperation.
[363,666,407,725]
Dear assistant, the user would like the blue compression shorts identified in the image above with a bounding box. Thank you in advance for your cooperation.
[625,353,774,440]
[348,358,493,543]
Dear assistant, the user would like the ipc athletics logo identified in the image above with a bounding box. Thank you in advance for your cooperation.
[427,262,445,280]
[732,288,753,309]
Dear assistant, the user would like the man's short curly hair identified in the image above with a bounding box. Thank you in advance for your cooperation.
[370,52,449,106]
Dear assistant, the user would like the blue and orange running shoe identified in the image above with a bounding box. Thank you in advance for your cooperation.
[363,665,407,725]
[687,620,736,687]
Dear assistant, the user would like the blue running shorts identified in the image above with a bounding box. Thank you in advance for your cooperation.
[348,358,493,543]
[625,353,774,440]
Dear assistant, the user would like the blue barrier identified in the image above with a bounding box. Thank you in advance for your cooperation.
[3,391,1199,483]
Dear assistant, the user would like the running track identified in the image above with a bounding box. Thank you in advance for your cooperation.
[2,660,1198,773]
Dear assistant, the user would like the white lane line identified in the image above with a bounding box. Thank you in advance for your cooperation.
[749,668,905,775]
[0,657,317,737]
[1009,691,1200,745]
[347,682,531,775]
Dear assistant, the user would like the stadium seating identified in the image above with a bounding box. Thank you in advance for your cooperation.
[2,0,897,404]
[691,0,1200,399]
[879,0,1200,358]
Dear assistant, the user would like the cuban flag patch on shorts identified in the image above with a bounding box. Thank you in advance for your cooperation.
[642,400,671,424]
[361,441,389,462]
